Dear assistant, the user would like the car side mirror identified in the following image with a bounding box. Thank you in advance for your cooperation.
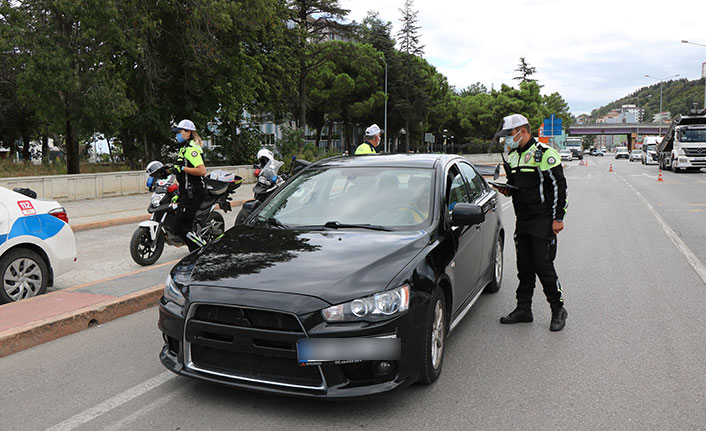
[452,203,485,226]
[243,200,261,213]
[493,163,501,180]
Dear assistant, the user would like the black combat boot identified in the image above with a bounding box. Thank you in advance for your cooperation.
[499,307,533,324]
[549,307,568,332]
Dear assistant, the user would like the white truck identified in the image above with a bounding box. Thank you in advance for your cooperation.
[640,136,660,165]
[657,107,706,172]
[564,137,584,160]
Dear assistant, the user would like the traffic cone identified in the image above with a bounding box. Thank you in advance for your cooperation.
[658,170,663,182]
[584,160,589,167]
[609,164,613,172]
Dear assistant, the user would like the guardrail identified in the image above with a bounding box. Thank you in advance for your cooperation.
[0,153,504,202]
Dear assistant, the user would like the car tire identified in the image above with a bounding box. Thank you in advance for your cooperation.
[484,234,504,293]
[0,248,49,304]
[419,287,447,385]
[130,227,164,266]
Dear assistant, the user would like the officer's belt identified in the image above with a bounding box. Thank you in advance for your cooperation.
[514,202,550,215]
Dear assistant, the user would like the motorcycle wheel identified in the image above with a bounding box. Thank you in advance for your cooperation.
[130,227,165,266]
[202,212,226,244]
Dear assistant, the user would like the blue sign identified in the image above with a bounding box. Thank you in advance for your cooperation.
[543,114,563,136]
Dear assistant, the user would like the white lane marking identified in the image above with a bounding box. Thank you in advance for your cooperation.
[44,372,176,431]
[617,175,706,286]
[101,389,182,431]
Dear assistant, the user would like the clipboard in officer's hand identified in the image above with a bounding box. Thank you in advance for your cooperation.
[488,181,519,191]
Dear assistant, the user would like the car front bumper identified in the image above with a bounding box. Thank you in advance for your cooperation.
[158,288,427,398]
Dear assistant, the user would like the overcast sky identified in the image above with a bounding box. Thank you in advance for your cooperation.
[340,0,706,115]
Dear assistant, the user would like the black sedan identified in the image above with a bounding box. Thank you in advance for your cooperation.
[158,154,505,398]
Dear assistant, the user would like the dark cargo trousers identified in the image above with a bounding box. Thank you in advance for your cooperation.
[514,232,564,311]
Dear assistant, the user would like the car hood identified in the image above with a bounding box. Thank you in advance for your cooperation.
[186,224,430,305]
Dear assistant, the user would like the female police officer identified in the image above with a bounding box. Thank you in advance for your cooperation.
[171,119,207,252]
[493,114,569,332]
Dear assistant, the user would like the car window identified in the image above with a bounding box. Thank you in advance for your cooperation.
[457,162,484,201]
[445,165,469,212]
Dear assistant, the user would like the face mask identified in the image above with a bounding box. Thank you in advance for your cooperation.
[506,132,521,150]
[176,133,186,144]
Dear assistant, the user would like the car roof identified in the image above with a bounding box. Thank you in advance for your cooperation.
[312,154,465,169]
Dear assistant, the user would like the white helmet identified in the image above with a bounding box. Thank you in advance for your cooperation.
[146,160,163,175]
[256,148,274,167]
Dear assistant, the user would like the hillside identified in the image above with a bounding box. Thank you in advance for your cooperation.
[590,78,705,121]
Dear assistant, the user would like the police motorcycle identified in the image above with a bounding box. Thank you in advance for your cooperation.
[234,149,311,225]
[129,161,243,266]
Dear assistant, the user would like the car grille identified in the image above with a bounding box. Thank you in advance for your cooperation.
[683,148,706,157]
[185,303,324,389]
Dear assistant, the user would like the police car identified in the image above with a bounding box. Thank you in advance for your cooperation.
[0,186,76,303]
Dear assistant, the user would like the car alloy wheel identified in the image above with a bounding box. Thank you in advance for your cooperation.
[420,287,446,385]
[0,249,48,303]
[431,300,445,370]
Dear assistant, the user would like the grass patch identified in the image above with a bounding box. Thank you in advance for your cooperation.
[0,160,134,178]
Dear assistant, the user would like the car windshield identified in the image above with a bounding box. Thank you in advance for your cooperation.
[631,151,640,155]
[617,148,628,153]
[255,167,435,230]
[646,144,656,150]
[681,129,706,142]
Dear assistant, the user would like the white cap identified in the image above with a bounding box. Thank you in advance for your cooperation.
[495,114,529,137]
[365,124,383,136]
[171,119,196,132]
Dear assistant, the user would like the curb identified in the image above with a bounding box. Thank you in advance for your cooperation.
[70,199,251,232]
[0,285,163,358]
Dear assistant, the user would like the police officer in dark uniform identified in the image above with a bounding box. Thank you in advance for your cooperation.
[171,119,207,252]
[493,114,569,331]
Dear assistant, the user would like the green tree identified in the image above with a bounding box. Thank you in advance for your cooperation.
[397,0,424,56]
[513,57,537,84]
[286,0,352,129]
[15,0,134,173]
[543,92,573,129]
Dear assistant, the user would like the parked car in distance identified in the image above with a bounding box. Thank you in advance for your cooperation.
[594,150,605,157]
[615,147,630,159]
[629,150,642,162]
[559,149,573,161]
[158,154,505,398]
[0,187,77,303]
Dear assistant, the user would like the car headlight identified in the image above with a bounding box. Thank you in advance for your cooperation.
[164,274,185,307]
[322,285,410,323]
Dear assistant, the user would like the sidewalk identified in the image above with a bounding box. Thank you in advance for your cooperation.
[0,182,256,357]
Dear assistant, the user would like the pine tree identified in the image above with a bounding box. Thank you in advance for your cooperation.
[397,0,424,56]
[513,57,537,84]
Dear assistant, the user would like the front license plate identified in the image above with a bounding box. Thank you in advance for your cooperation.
[297,337,401,364]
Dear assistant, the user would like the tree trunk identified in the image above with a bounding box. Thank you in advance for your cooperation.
[298,63,307,129]
[65,120,80,174]
[314,127,322,150]
[404,119,410,153]
[326,120,333,151]
[106,137,114,163]
[22,135,31,161]
[41,134,49,165]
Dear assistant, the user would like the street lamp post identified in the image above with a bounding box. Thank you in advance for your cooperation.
[645,73,680,135]
[380,55,388,153]
[681,40,706,110]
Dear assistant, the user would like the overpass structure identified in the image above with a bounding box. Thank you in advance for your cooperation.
[567,123,668,150]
